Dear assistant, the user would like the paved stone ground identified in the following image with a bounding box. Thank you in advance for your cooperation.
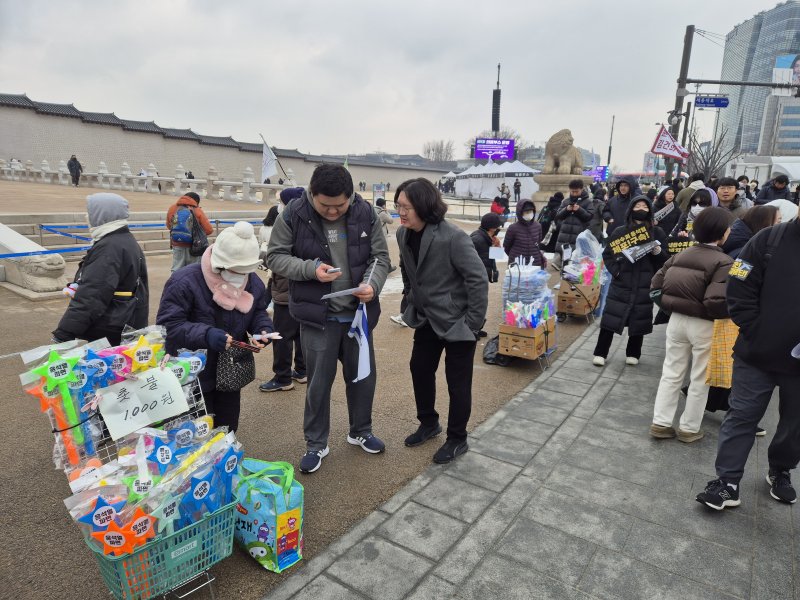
[263,322,795,600]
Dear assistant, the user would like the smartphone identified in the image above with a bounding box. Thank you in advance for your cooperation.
[326,267,342,274]
[229,339,261,353]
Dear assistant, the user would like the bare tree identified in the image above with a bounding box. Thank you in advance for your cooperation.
[464,126,527,157]
[686,126,741,180]
[422,140,456,162]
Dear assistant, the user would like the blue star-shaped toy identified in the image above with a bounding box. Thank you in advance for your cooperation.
[147,438,178,476]
[83,350,116,388]
[182,469,218,516]
[77,495,127,532]
[216,446,243,503]
[168,421,196,447]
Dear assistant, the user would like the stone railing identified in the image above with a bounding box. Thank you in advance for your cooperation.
[0,159,295,204]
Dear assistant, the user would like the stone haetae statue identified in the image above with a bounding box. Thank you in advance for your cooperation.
[542,129,585,175]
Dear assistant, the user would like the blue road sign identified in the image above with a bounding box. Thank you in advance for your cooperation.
[696,96,729,108]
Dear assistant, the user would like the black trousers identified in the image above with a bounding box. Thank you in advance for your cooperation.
[71,173,80,186]
[409,323,477,442]
[593,327,643,359]
[200,377,241,432]
[716,355,800,482]
[272,303,305,384]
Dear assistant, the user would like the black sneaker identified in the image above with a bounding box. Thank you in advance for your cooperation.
[696,478,741,510]
[259,379,294,392]
[299,447,329,474]
[291,370,307,384]
[404,424,442,447]
[433,439,469,464]
[767,470,797,504]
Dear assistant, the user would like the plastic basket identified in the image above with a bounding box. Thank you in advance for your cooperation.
[90,500,237,600]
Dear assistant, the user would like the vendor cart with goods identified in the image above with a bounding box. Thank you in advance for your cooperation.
[556,231,605,323]
[494,260,558,369]
[18,325,302,599]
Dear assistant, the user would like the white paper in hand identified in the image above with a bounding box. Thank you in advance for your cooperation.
[489,247,507,261]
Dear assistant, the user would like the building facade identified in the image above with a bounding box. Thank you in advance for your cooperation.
[0,94,448,188]
[716,1,800,154]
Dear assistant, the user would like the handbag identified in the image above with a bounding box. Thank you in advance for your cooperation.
[213,307,255,392]
[190,208,209,257]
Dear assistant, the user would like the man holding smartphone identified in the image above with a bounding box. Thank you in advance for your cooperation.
[267,164,390,474]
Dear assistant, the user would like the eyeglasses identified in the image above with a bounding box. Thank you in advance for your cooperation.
[396,204,415,214]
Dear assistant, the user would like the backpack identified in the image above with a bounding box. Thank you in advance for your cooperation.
[170,206,194,244]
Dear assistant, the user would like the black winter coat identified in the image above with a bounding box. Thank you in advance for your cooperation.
[652,199,681,239]
[54,227,149,345]
[721,218,753,259]
[603,175,642,237]
[470,228,497,282]
[600,198,668,336]
[555,191,594,252]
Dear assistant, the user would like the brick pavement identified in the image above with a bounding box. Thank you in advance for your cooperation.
[262,322,795,600]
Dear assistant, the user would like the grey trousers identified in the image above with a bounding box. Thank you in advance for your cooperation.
[171,247,200,272]
[300,321,376,451]
[716,355,800,482]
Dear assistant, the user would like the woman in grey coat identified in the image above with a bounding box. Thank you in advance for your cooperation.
[395,179,489,465]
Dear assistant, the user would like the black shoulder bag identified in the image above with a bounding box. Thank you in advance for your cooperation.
[213,306,256,392]
[189,208,210,257]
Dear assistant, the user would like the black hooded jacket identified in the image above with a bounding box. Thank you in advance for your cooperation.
[603,175,642,237]
[600,195,669,336]
[721,218,753,260]
[554,190,594,251]
[652,188,681,239]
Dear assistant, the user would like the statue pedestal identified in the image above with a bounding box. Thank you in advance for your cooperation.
[532,174,595,208]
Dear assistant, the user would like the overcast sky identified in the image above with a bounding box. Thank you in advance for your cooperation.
[0,0,779,170]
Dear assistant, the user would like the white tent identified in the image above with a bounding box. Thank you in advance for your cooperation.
[442,171,457,179]
[454,161,540,200]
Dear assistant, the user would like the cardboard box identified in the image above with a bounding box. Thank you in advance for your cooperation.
[498,317,556,359]
[557,281,600,316]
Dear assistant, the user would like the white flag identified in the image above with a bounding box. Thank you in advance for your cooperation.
[347,302,371,382]
[259,134,278,181]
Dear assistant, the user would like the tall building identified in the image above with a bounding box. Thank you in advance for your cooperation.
[715,1,800,154]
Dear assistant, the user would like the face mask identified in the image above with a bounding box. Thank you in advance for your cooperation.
[631,210,650,222]
[690,205,705,218]
[220,270,247,287]
[522,212,534,221]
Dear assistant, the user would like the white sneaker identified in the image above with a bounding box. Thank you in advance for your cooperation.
[626,357,639,365]
[592,356,605,367]
[390,314,408,327]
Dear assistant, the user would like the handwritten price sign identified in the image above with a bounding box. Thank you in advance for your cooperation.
[98,368,189,440]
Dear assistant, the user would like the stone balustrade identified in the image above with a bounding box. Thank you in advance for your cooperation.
[0,159,294,204]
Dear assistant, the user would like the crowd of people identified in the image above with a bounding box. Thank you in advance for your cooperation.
[49,165,800,511]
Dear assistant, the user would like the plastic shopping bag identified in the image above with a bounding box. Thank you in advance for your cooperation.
[234,459,304,573]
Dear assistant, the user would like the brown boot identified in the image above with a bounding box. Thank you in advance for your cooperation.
[677,429,705,443]
[649,424,676,439]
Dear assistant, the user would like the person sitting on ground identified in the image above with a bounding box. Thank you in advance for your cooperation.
[649,207,734,443]
[166,192,213,272]
[503,199,546,267]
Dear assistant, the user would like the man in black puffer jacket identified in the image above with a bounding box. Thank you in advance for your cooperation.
[553,179,594,268]
[53,193,148,345]
[696,207,800,511]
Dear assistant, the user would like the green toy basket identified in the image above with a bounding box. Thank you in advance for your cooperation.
[89,500,237,600]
